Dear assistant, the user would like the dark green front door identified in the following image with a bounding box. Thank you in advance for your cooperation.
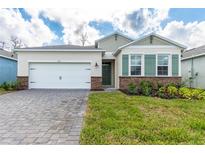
[102,63,111,85]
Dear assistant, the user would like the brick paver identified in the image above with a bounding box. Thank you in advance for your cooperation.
[0,90,89,144]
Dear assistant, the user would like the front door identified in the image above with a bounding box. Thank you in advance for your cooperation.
[102,62,111,86]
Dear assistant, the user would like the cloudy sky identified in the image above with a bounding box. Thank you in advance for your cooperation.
[0,8,205,49]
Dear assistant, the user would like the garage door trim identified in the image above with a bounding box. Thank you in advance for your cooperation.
[28,62,91,89]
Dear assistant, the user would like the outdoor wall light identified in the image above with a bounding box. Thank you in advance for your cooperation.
[95,62,99,68]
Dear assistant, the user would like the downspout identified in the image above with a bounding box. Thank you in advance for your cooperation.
[190,58,194,88]
[189,57,198,88]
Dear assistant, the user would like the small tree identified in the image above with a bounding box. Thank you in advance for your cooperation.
[10,36,25,49]
[0,41,6,49]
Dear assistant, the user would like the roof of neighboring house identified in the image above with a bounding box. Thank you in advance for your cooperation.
[113,33,187,56]
[95,31,134,43]
[14,44,105,52]
[0,48,17,61]
[182,45,205,60]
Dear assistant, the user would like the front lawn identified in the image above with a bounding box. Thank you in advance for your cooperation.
[80,91,205,144]
[0,88,8,95]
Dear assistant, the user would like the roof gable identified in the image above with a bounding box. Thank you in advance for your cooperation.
[113,33,187,56]
[95,31,134,43]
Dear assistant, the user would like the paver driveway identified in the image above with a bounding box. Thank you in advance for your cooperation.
[0,90,89,144]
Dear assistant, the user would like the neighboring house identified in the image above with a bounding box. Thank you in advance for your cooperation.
[0,49,17,84]
[182,45,205,89]
[14,32,186,90]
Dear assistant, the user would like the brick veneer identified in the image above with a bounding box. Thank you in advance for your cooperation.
[119,76,182,90]
[17,76,28,90]
[91,76,103,90]
[17,76,102,90]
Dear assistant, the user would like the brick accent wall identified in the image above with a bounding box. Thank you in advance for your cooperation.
[91,76,103,90]
[17,76,28,90]
[119,76,182,90]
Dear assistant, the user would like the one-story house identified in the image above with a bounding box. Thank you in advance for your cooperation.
[181,45,205,89]
[0,49,17,84]
[14,32,186,90]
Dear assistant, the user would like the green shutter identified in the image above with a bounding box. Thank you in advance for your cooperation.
[172,54,179,76]
[122,54,129,76]
[144,55,156,76]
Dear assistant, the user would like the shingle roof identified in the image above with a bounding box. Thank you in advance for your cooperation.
[182,45,205,59]
[16,44,101,50]
[0,48,17,60]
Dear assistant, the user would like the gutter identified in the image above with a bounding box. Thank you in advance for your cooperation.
[0,55,17,61]
[182,53,205,61]
[14,49,106,52]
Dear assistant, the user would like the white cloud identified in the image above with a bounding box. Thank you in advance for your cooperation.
[0,9,56,49]
[110,8,169,37]
[24,8,170,45]
[3,8,205,49]
[160,20,205,48]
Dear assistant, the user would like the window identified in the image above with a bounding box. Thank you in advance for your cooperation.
[157,54,168,76]
[130,54,141,75]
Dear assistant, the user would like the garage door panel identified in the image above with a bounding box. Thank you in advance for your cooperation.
[29,63,91,89]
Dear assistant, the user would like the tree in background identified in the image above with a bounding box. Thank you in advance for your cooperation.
[10,36,26,49]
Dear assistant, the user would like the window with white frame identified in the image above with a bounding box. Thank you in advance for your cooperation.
[130,54,142,75]
[157,54,169,76]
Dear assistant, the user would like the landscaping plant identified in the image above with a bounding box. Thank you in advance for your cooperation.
[140,80,153,96]
[0,81,19,91]
[127,82,137,95]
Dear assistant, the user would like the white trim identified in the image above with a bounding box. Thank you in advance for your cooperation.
[125,45,179,49]
[121,51,180,55]
[14,49,106,52]
[179,54,181,76]
[128,54,131,76]
[182,53,205,60]
[157,54,169,77]
[121,53,181,77]
[27,60,92,63]
[95,31,134,43]
[130,54,142,76]
[169,54,172,77]
[142,54,145,76]
[0,55,17,61]
[155,54,158,76]
[28,62,91,89]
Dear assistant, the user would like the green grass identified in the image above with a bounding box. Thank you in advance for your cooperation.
[0,88,8,95]
[80,91,205,144]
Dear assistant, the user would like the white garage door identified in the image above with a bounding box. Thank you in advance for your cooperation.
[29,63,91,89]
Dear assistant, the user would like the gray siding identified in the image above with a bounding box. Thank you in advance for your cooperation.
[98,35,132,53]
[182,56,205,89]
[132,36,171,46]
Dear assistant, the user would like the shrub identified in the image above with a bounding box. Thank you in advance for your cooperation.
[178,87,193,99]
[199,91,205,100]
[140,81,153,96]
[167,86,178,98]
[157,86,166,98]
[157,85,178,99]
[0,81,19,91]
[127,82,137,95]
[191,89,205,100]
[1,82,10,91]
[178,87,205,100]
[156,82,163,90]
